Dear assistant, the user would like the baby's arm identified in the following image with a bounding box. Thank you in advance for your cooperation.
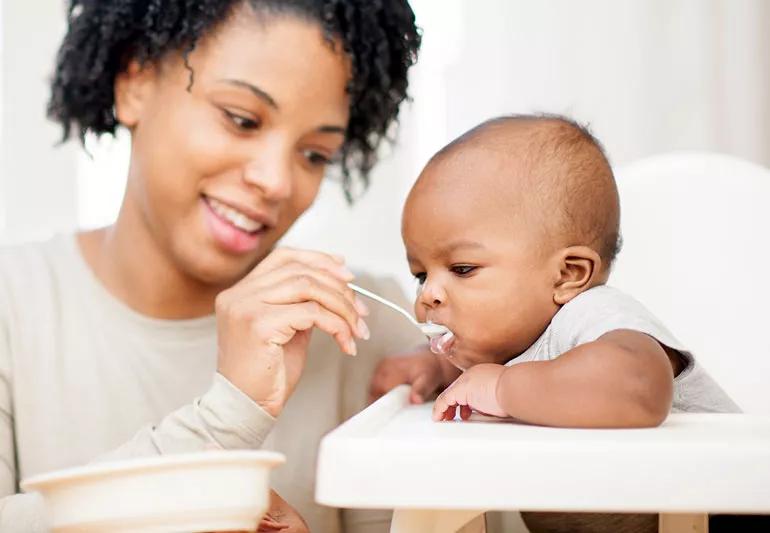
[496,329,673,427]
[434,329,674,428]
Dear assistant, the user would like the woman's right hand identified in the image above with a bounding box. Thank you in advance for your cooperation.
[215,248,369,418]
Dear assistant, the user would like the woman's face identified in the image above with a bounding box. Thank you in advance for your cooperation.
[115,8,350,285]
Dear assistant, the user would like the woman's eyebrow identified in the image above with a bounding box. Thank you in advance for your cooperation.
[217,79,345,135]
[218,79,278,110]
[318,125,346,135]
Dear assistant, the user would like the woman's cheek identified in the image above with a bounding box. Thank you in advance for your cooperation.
[185,126,238,177]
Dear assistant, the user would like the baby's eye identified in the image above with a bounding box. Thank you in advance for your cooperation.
[450,265,477,277]
[412,272,427,285]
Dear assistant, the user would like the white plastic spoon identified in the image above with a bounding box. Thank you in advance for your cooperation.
[347,283,450,339]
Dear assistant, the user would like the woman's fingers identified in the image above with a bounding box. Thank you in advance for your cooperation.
[215,246,374,418]
[256,261,369,319]
[249,247,353,282]
[225,262,369,340]
[266,301,360,356]
[252,271,369,341]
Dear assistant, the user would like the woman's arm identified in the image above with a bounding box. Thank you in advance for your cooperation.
[96,373,276,461]
[0,248,367,530]
[0,317,48,532]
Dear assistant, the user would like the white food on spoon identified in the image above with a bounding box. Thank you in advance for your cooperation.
[420,322,450,338]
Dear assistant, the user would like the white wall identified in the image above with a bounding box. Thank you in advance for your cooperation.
[284,0,770,290]
[1,0,769,291]
[0,0,78,241]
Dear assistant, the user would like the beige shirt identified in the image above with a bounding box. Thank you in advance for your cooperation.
[0,235,423,533]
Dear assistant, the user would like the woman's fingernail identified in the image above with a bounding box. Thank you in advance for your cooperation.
[354,297,370,316]
[339,267,355,280]
[347,339,358,356]
[357,318,370,340]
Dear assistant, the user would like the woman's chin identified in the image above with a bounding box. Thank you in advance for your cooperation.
[171,238,264,287]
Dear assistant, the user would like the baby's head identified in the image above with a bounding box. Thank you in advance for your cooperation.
[402,114,620,369]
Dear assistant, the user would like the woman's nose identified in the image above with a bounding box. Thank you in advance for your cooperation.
[242,154,293,202]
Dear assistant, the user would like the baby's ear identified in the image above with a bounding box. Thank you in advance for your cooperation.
[552,246,602,305]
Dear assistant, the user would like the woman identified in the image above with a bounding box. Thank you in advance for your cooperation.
[0,1,422,531]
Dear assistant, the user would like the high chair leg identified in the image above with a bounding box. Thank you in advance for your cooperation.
[659,513,708,533]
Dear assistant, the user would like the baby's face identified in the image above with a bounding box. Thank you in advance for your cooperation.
[402,153,559,369]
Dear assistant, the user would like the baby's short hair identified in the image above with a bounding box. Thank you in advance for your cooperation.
[435,113,622,268]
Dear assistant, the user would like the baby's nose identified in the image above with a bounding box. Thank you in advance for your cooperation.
[418,278,445,307]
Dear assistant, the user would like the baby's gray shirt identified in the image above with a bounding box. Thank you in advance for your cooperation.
[506,285,740,413]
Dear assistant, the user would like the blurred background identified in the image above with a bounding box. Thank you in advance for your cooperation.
[1,0,769,292]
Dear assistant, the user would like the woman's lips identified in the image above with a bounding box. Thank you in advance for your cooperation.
[201,196,265,254]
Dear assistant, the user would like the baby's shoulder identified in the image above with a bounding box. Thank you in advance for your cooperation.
[552,285,647,326]
[548,285,676,353]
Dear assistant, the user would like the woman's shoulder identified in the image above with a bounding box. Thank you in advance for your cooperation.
[0,234,73,282]
[0,234,79,316]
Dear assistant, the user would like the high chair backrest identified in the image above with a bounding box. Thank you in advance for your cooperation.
[611,151,770,414]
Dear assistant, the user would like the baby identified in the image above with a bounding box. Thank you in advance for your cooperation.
[397,114,738,427]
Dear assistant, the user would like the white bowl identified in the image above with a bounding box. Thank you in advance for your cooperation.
[21,450,285,532]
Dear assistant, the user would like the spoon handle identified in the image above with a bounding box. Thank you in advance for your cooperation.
[347,283,419,326]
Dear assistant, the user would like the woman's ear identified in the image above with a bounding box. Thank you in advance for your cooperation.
[114,60,156,129]
[552,246,602,305]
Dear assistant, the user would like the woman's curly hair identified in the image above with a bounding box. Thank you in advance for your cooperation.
[48,0,421,200]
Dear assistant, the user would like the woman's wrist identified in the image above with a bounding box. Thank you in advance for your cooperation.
[204,373,277,447]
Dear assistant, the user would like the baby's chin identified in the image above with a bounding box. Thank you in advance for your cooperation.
[443,345,505,371]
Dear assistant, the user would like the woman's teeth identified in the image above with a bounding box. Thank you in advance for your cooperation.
[207,197,263,233]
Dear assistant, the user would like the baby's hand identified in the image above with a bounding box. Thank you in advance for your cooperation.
[369,345,456,404]
[432,364,508,421]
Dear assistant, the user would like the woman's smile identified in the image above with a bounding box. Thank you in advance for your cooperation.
[201,194,275,254]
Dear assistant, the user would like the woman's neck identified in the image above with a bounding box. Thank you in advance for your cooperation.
[78,203,223,320]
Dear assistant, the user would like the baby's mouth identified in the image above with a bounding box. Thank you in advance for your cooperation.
[429,332,470,371]
[429,330,455,356]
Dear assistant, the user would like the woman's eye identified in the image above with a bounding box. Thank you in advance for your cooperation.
[302,149,332,167]
[413,272,427,285]
[224,110,260,130]
[450,265,477,276]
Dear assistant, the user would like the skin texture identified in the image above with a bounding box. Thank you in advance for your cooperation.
[76,9,370,531]
[373,118,677,428]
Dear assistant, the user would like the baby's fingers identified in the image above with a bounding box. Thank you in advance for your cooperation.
[433,389,459,421]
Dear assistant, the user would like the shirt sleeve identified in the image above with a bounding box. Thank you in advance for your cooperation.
[0,294,49,532]
[550,285,688,356]
[96,373,276,461]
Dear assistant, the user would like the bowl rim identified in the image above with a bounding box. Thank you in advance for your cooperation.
[21,450,286,492]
